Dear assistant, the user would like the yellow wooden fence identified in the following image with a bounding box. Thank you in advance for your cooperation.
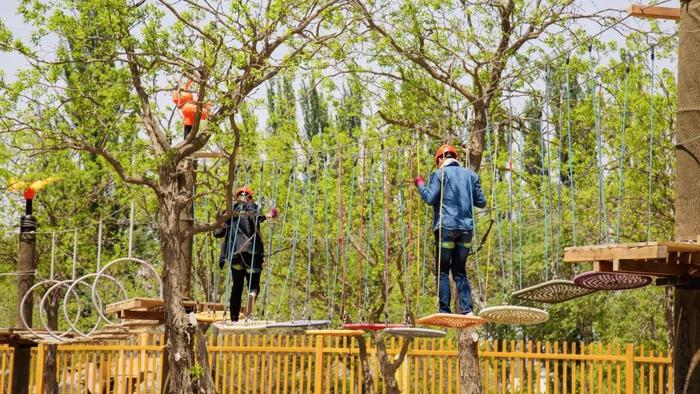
[20,333,670,393]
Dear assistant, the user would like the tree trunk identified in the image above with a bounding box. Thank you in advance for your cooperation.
[467,101,487,172]
[372,332,412,394]
[158,178,214,393]
[674,2,700,393]
[43,299,59,394]
[458,328,483,394]
[356,335,375,394]
[177,157,196,297]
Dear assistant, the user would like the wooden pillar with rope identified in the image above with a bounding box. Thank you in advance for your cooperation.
[674,1,700,391]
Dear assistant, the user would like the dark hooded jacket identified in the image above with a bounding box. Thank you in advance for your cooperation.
[214,201,267,262]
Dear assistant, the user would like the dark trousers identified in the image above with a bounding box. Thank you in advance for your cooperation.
[434,229,474,314]
[228,252,263,321]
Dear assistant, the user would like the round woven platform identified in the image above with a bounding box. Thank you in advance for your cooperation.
[382,327,446,338]
[511,279,598,303]
[573,271,652,290]
[478,306,550,325]
[416,313,486,329]
[342,323,406,331]
[213,320,274,332]
[305,329,364,337]
[266,320,331,329]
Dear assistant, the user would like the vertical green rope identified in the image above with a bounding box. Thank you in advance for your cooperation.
[484,110,507,300]
[303,162,320,320]
[647,46,655,242]
[616,59,631,243]
[539,97,550,281]
[565,57,577,246]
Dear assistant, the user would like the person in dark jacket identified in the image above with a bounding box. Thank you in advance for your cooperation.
[214,186,278,321]
[414,144,487,315]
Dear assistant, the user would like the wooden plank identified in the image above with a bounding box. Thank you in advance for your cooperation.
[658,242,700,253]
[106,298,164,314]
[564,245,666,262]
[106,298,225,314]
[628,4,680,21]
[118,310,166,321]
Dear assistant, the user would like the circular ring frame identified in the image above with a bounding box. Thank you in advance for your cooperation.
[39,280,85,341]
[91,257,163,319]
[62,273,128,337]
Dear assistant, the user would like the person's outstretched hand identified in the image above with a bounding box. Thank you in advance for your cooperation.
[266,207,279,219]
[414,176,426,187]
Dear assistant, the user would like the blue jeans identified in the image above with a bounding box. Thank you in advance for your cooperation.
[434,229,473,314]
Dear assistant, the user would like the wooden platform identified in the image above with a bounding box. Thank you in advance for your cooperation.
[105,298,225,321]
[564,241,700,278]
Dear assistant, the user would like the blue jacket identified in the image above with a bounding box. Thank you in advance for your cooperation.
[418,161,487,232]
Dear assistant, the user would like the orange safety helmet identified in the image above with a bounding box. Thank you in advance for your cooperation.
[235,186,254,198]
[434,144,458,165]
[180,102,209,126]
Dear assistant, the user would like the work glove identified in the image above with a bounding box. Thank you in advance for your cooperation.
[414,176,426,187]
[268,208,279,218]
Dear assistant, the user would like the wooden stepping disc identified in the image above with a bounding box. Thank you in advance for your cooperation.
[213,320,274,332]
[266,320,331,329]
[342,323,406,331]
[511,279,598,303]
[478,306,550,325]
[416,313,486,329]
[383,327,446,338]
[196,310,230,323]
[574,271,652,290]
[306,329,364,337]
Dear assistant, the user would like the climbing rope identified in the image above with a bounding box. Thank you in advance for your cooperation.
[647,46,655,242]
[565,57,577,246]
[616,57,631,243]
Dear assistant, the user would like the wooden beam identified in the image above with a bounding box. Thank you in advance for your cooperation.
[611,259,698,277]
[564,245,667,262]
[118,310,165,321]
[628,4,680,21]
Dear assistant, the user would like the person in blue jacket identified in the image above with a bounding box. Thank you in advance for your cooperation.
[414,144,487,315]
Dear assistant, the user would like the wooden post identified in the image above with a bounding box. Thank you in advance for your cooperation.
[674,2,700,392]
[12,211,37,394]
[35,344,46,394]
[313,335,324,394]
[624,344,634,394]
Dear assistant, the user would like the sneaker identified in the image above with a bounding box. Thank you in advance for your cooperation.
[245,292,257,317]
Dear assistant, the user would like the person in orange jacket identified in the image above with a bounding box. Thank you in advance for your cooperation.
[172,79,210,136]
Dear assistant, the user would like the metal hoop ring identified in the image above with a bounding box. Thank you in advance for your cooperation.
[90,257,163,320]
[62,273,128,337]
